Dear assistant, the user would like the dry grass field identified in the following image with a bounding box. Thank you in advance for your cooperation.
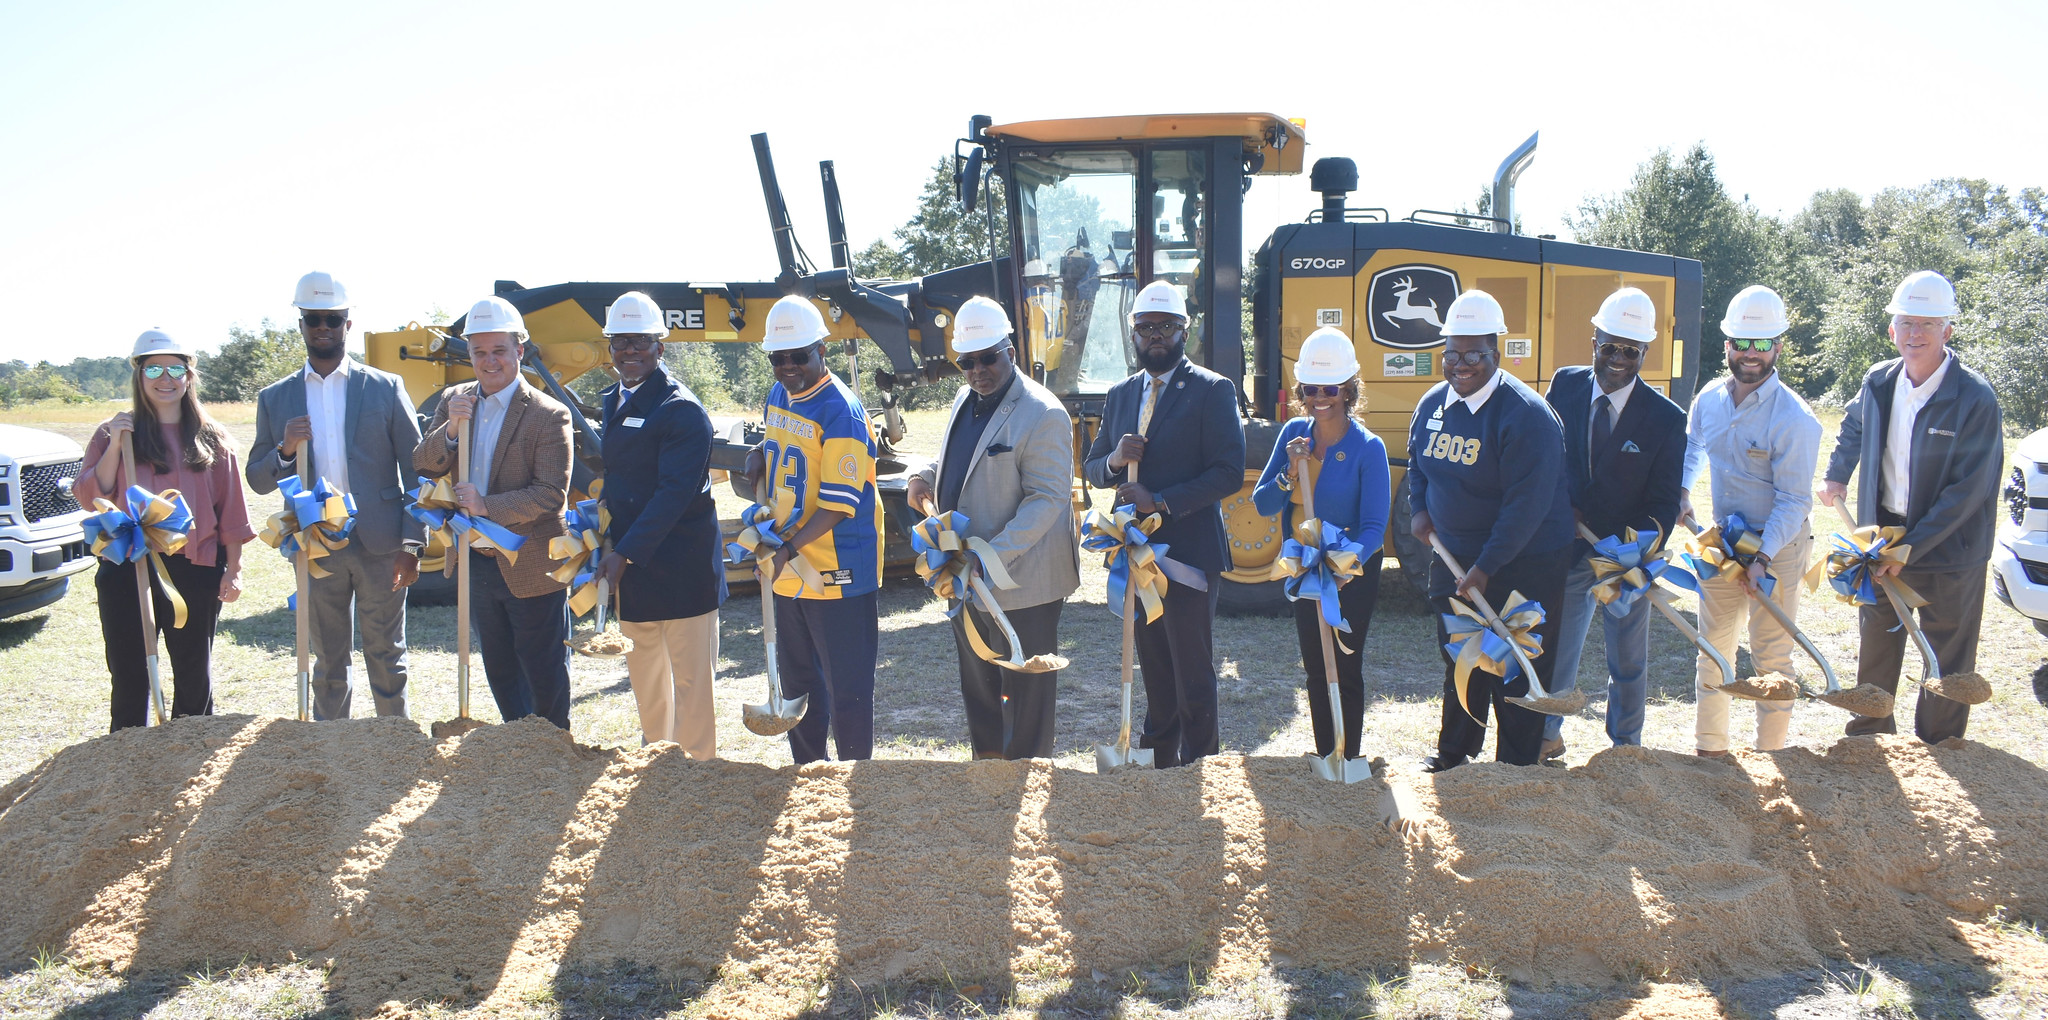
[4,393,2047,1019]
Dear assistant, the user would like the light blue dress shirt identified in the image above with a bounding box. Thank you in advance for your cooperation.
[1683,372,1823,560]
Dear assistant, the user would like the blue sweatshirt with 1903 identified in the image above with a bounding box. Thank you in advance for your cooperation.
[1406,373,1574,578]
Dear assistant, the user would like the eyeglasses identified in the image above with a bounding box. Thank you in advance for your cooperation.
[141,364,188,380]
[1132,321,1183,339]
[301,312,345,329]
[1729,337,1776,352]
[767,347,813,367]
[1298,384,1344,397]
[954,349,1008,371]
[608,336,660,352]
[1441,348,1496,367]
[1596,342,1646,361]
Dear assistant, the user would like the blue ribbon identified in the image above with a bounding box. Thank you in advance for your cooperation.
[1080,503,1209,623]
[1587,526,1695,617]
[84,484,194,564]
[404,475,524,564]
[1274,519,1367,635]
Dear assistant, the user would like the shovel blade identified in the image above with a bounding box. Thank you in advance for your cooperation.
[1311,754,1377,784]
[1095,744,1154,773]
[1923,672,1992,705]
[1817,683,1896,718]
[1505,689,1587,717]
[431,717,488,739]
[1717,673,1800,702]
[998,653,1070,674]
[743,693,809,737]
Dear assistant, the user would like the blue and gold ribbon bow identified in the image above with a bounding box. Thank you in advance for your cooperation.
[548,497,610,617]
[724,493,827,593]
[1270,516,1366,646]
[84,484,195,628]
[1669,513,1773,595]
[405,476,525,569]
[261,475,358,582]
[1807,523,1923,608]
[1439,592,1546,722]
[910,511,1026,664]
[1080,504,1209,624]
[1588,525,1694,615]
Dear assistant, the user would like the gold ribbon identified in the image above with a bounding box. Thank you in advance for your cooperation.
[1668,520,1759,584]
[910,511,1026,666]
[260,483,355,580]
[407,476,524,568]
[1440,592,1545,723]
[1806,524,1925,608]
[1080,507,1177,624]
[726,488,827,594]
[549,498,611,617]
[86,488,193,629]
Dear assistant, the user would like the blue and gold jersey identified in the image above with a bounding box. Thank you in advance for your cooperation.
[763,373,883,599]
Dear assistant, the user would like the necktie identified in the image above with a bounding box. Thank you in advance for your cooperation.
[1137,376,1166,437]
[1591,393,1613,470]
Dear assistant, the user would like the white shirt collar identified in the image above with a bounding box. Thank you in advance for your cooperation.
[1897,351,1953,402]
[303,356,353,382]
[1594,376,1637,415]
[1448,368,1504,414]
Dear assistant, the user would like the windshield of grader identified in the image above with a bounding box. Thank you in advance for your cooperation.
[1013,151,1141,397]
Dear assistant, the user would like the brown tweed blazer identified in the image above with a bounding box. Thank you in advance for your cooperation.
[414,379,573,598]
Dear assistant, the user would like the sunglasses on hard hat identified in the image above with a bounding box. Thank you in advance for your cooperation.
[301,312,345,329]
[1729,337,1775,352]
[767,348,812,368]
[1596,342,1645,361]
[141,364,189,381]
[954,349,1007,372]
[1132,321,1183,339]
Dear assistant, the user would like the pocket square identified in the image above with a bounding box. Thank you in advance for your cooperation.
[1621,440,1641,453]
[985,443,1013,456]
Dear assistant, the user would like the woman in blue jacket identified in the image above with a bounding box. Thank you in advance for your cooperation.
[1252,327,1390,760]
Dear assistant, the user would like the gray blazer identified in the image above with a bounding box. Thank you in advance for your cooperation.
[246,361,426,556]
[1825,354,2003,573]
[913,373,1080,611]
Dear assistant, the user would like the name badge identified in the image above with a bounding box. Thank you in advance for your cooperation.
[1426,418,1443,431]
[622,417,645,428]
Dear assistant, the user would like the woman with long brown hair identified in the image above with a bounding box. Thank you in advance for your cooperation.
[1252,327,1390,761]
[77,329,255,730]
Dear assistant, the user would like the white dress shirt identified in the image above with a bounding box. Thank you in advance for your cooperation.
[302,358,352,494]
[1592,375,1636,428]
[469,382,518,498]
[1447,365,1505,415]
[1882,352,1953,515]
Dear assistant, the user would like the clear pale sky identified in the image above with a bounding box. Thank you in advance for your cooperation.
[3,0,2042,361]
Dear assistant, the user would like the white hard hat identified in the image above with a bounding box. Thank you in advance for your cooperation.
[603,291,669,338]
[130,328,194,362]
[1439,290,1508,337]
[1591,287,1658,344]
[763,295,829,352]
[463,295,528,339]
[1721,285,1790,339]
[1293,327,1359,386]
[293,271,350,311]
[1022,259,1049,278]
[952,295,1013,354]
[1129,279,1188,322]
[1885,270,1958,318]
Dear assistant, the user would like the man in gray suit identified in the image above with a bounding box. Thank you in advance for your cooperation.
[247,272,426,719]
[908,296,1080,760]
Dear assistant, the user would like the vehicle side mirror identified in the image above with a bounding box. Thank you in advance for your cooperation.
[956,147,984,213]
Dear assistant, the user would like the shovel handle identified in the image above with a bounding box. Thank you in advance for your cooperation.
[118,431,168,726]
[1426,532,1549,696]
[753,478,788,701]
[1294,458,1349,766]
[1572,521,1735,689]
[456,417,471,720]
[295,451,313,721]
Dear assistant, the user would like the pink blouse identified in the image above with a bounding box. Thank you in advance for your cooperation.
[77,422,257,568]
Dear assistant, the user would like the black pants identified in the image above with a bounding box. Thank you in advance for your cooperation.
[98,552,225,731]
[1295,553,1384,758]
[954,598,1063,760]
[1430,543,1570,767]
[777,591,880,763]
[1845,557,1982,744]
[1133,570,1222,769]
[470,551,572,730]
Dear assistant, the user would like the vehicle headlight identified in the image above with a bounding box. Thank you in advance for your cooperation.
[2007,465,2029,526]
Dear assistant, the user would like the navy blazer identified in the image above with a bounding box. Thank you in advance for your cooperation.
[1081,358,1246,576]
[1544,365,1686,544]
[599,366,727,622]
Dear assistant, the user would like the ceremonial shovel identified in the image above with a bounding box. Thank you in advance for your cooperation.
[291,447,312,722]
[119,430,170,726]
[570,537,631,659]
[1295,459,1373,783]
[1095,455,1154,773]
[432,417,486,738]
[1827,500,1990,706]
[741,477,808,736]
[1427,534,1586,716]
[910,492,1066,675]
[1574,522,1742,696]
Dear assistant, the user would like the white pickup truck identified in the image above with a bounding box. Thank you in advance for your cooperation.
[0,424,93,620]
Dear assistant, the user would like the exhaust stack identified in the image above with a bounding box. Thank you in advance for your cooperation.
[1491,132,1538,235]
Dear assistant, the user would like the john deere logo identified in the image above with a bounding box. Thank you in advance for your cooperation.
[1366,265,1460,350]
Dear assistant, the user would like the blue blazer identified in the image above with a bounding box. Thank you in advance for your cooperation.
[1544,365,1686,544]
[1081,359,1246,576]
[1251,417,1390,552]
[599,366,726,622]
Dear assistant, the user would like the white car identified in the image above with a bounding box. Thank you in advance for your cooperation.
[0,424,94,619]
[1993,427,2048,635]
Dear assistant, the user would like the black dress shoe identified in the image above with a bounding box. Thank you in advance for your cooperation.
[1420,754,1467,774]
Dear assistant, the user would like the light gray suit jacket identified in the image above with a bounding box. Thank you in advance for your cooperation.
[913,373,1080,611]
[246,361,427,556]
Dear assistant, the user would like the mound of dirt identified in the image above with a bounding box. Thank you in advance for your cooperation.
[4,716,2045,1016]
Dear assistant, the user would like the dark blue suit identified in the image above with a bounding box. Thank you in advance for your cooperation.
[1542,365,1687,748]
[600,366,726,622]
[1083,357,1246,767]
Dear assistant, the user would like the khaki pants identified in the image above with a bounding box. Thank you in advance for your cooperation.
[1693,533,1810,753]
[622,610,718,759]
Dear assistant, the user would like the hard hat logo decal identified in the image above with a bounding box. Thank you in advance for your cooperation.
[1366,265,1461,350]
